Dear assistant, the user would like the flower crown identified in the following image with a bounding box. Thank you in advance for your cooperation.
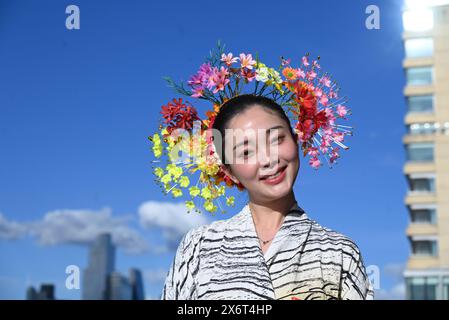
[149,41,352,215]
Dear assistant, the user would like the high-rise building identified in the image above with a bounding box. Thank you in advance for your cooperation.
[401,0,449,300]
[108,271,133,300]
[82,233,115,299]
[26,284,55,300]
[81,233,145,300]
[129,268,145,300]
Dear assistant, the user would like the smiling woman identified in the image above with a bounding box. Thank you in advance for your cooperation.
[160,94,373,300]
[151,43,373,300]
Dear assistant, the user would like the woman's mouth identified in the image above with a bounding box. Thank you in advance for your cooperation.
[260,166,287,185]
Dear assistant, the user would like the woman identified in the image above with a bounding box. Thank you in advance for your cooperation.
[160,94,374,300]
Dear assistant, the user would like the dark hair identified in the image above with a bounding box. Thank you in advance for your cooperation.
[211,94,296,166]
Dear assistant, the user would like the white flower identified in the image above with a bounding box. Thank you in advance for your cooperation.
[255,66,269,82]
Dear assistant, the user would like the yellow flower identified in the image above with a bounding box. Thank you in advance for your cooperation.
[179,176,190,188]
[217,185,225,196]
[151,133,161,143]
[172,188,182,198]
[205,163,219,176]
[203,200,217,212]
[226,196,235,206]
[153,167,164,178]
[166,163,183,180]
[185,200,195,210]
[189,186,200,197]
[151,134,163,158]
[275,82,285,94]
[269,68,283,83]
[201,187,212,200]
[161,173,172,184]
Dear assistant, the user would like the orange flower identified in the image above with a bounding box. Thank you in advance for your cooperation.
[282,67,298,80]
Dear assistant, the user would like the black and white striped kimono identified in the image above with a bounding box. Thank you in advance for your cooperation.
[161,201,374,300]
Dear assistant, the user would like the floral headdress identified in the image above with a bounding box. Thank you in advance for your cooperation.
[149,41,352,215]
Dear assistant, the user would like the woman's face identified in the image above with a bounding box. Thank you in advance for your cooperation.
[222,104,300,203]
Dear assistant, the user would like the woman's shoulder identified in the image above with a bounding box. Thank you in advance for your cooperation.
[305,217,363,258]
[180,206,246,249]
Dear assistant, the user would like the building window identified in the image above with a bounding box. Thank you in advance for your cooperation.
[407,95,434,113]
[410,208,437,224]
[406,67,433,85]
[405,38,433,58]
[406,143,434,162]
[408,177,435,193]
[443,277,449,300]
[407,122,438,135]
[407,277,438,300]
[402,8,434,32]
[411,240,438,256]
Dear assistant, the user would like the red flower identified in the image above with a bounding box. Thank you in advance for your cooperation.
[160,98,200,134]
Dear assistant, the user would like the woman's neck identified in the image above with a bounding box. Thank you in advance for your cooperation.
[249,192,297,231]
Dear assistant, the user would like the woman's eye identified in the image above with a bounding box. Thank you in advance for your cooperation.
[241,150,253,157]
[272,135,285,144]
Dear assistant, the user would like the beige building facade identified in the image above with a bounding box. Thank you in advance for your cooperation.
[402,0,449,300]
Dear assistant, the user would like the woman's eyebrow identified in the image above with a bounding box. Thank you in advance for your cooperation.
[266,125,284,133]
[232,125,285,151]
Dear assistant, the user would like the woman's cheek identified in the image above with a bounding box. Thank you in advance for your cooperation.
[232,162,259,182]
[283,140,299,162]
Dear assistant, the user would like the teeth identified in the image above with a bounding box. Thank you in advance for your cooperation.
[264,167,284,180]
[268,172,281,179]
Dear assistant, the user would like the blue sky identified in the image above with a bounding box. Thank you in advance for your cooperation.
[0,0,409,299]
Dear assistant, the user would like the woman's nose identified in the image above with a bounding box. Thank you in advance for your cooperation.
[258,144,279,167]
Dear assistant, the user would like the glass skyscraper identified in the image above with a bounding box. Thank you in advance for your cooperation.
[82,233,115,300]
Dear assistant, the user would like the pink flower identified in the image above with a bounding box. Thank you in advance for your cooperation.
[309,157,321,169]
[296,68,306,79]
[313,60,321,69]
[320,76,331,87]
[191,87,204,98]
[328,90,338,99]
[333,132,344,143]
[336,105,348,118]
[324,108,336,126]
[306,70,317,81]
[320,94,329,106]
[221,53,238,66]
[330,147,340,163]
[188,63,214,96]
[239,53,256,70]
[307,147,319,157]
[208,66,230,93]
[302,56,310,66]
[323,126,334,136]
[319,144,329,153]
[281,57,291,66]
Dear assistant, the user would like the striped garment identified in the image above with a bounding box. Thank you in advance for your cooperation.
[161,201,374,300]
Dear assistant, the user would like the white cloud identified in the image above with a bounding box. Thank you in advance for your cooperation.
[29,207,149,254]
[0,212,27,240]
[0,208,150,255]
[138,200,210,248]
[1,201,213,255]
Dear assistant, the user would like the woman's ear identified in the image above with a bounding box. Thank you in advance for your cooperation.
[221,165,240,185]
[293,131,299,145]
